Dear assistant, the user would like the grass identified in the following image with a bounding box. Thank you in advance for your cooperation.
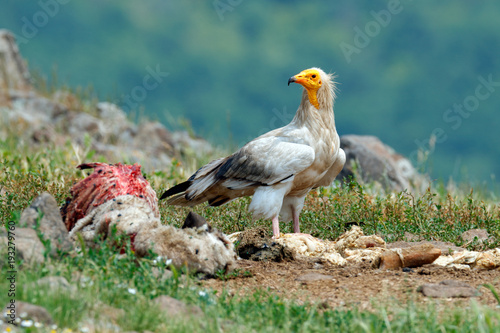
[2,243,500,333]
[2,82,500,332]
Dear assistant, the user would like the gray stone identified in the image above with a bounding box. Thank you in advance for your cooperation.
[460,229,490,243]
[153,295,203,318]
[171,130,214,158]
[98,304,126,323]
[151,267,174,283]
[418,280,480,298]
[67,112,106,141]
[336,135,429,193]
[97,102,128,123]
[20,192,72,255]
[97,102,136,141]
[33,276,76,293]
[15,301,54,325]
[295,273,335,282]
[12,95,67,121]
[404,232,423,242]
[0,228,45,264]
[134,121,175,155]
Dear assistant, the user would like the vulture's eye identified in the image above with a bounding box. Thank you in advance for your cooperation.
[312,74,317,78]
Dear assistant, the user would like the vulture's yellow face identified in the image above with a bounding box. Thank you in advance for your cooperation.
[288,69,322,90]
[288,69,323,109]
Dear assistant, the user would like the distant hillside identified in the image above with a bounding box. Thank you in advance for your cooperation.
[1,1,500,184]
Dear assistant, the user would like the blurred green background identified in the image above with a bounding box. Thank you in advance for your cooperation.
[1,1,499,185]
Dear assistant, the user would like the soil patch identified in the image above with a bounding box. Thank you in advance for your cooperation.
[202,258,500,310]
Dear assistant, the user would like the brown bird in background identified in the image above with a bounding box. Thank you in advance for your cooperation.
[161,68,345,238]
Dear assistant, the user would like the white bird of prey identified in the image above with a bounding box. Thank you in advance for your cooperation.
[161,67,345,238]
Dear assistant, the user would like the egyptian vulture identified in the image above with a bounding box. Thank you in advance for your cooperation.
[161,68,345,238]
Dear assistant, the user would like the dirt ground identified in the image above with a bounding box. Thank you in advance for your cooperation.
[203,252,500,310]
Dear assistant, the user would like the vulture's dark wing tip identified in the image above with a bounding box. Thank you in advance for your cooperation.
[159,181,192,200]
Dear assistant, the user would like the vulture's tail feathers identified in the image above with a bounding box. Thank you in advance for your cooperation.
[160,181,192,200]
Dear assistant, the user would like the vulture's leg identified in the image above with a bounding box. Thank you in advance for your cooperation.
[293,209,300,233]
[272,216,280,239]
[292,209,314,239]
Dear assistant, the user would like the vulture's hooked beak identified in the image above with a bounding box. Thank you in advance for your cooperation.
[288,73,308,86]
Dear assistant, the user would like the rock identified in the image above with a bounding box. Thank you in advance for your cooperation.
[380,243,441,270]
[417,280,480,298]
[151,267,174,283]
[96,102,137,143]
[336,135,429,193]
[66,111,106,142]
[33,276,76,293]
[295,273,335,282]
[0,30,31,92]
[403,232,422,242]
[4,95,64,146]
[134,121,175,155]
[15,301,54,325]
[12,94,67,121]
[97,102,129,127]
[20,192,72,255]
[171,130,214,158]
[232,227,293,262]
[153,295,203,318]
[0,228,45,264]
[460,229,490,243]
[98,304,126,323]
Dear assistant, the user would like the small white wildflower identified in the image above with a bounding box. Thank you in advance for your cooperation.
[21,319,34,327]
[15,317,21,324]
[156,255,163,261]
[128,288,137,295]
[153,259,158,265]
[51,324,58,330]
[20,311,28,318]
[165,259,172,265]
[80,326,90,332]
[198,291,207,297]
[34,322,43,328]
